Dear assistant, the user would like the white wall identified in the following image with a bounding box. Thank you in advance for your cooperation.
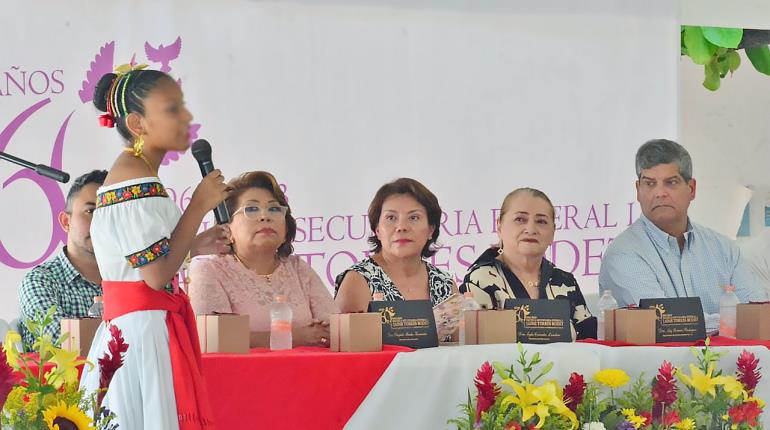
[679,0,770,29]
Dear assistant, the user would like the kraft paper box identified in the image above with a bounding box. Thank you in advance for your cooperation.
[604,308,656,344]
[737,303,770,340]
[60,318,101,356]
[330,313,382,352]
[196,314,250,354]
[462,310,517,345]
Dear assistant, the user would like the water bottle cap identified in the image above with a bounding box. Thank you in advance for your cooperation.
[723,285,736,293]
[274,295,287,303]
[93,296,103,303]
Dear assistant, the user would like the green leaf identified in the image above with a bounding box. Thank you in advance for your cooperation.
[683,26,718,65]
[602,410,624,430]
[701,27,743,48]
[492,361,508,378]
[725,50,741,74]
[703,62,721,91]
[717,56,730,77]
[531,352,541,365]
[746,45,770,75]
[681,31,688,55]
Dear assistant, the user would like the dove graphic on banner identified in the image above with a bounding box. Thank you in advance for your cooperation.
[144,36,182,73]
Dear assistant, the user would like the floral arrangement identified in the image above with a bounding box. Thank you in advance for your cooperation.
[450,339,765,430]
[0,307,128,430]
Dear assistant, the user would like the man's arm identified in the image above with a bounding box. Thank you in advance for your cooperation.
[18,269,64,351]
[599,249,665,306]
[730,244,768,303]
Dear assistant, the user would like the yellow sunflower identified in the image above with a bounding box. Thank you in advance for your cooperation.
[673,417,695,430]
[42,401,94,430]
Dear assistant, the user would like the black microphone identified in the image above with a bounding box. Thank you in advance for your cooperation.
[191,139,230,224]
[0,151,70,183]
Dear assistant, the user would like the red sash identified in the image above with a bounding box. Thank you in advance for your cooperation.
[102,280,214,429]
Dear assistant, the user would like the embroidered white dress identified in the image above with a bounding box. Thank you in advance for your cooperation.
[79,177,181,430]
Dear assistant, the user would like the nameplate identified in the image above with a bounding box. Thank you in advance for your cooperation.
[639,297,706,343]
[503,298,572,344]
[368,300,438,349]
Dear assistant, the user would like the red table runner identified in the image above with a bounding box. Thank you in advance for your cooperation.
[201,345,411,430]
[579,335,770,350]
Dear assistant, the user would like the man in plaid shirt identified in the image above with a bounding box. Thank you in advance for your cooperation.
[18,170,107,351]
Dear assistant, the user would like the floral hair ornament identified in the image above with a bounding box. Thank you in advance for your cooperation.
[98,62,149,128]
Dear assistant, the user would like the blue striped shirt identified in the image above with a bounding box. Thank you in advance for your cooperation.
[599,215,766,330]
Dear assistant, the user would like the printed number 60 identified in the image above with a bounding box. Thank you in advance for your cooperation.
[0,99,70,268]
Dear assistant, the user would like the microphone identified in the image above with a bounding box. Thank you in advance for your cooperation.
[191,139,230,224]
[36,164,70,183]
[0,151,70,183]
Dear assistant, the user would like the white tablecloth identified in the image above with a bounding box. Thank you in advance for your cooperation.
[345,342,770,429]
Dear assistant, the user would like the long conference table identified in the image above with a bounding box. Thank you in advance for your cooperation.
[201,337,770,429]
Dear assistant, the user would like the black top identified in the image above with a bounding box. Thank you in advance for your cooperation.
[334,257,455,306]
[459,247,597,340]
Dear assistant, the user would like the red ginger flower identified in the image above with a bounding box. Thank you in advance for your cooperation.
[563,372,586,412]
[97,324,129,410]
[505,423,522,430]
[736,350,761,395]
[0,349,14,409]
[662,410,680,426]
[729,400,762,427]
[652,361,677,421]
[474,361,500,424]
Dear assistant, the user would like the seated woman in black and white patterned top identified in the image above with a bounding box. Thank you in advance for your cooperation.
[460,187,597,340]
[334,178,457,312]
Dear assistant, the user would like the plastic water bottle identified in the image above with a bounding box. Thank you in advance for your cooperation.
[87,296,103,318]
[459,292,482,345]
[270,295,293,350]
[719,285,739,338]
[596,290,618,340]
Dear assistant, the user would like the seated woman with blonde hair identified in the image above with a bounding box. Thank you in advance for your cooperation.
[460,187,597,340]
[188,171,338,347]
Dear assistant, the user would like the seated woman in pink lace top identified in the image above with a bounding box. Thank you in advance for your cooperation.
[188,171,338,347]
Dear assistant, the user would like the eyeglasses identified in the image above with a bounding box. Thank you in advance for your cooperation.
[233,205,289,220]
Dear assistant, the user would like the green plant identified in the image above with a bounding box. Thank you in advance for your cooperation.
[681,26,770,90]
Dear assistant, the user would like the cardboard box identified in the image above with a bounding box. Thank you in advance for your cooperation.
[330,313,382,352]
[196,314,250,354]
[60,318,101,356]
[604,308,656,344]
[462,310,517,345]
[737,303,770,340]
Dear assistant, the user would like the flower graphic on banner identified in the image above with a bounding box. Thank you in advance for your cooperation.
[79,37,201,166]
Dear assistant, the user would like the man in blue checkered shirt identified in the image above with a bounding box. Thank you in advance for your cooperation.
[599,139,766,332]
[18,170,106,351]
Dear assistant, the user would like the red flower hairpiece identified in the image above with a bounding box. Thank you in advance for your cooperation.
[98,113,115,128]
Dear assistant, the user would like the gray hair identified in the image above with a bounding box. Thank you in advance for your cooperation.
[635,139,693,181]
